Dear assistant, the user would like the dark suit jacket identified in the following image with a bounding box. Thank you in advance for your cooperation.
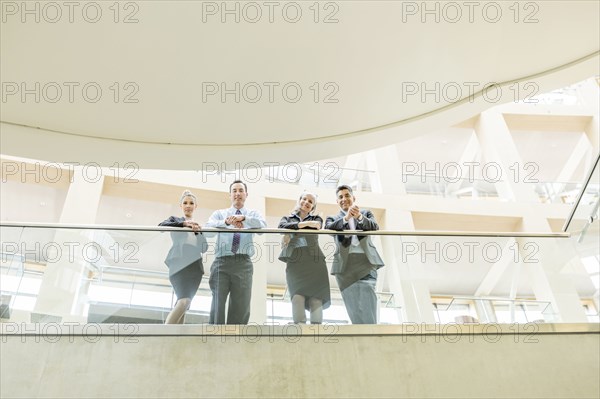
[278,213,324,262]
[159,216,208,276]
[325,209,384,275]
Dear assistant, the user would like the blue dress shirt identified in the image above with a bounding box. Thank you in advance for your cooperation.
[205,207,267,257]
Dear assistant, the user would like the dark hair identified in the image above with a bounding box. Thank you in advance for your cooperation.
[336,184,353,196]
[230,180,248,193]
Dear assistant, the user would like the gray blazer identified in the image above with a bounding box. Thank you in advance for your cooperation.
[278,213,324,262]
[159,216,208,276]
[325,210,384,275]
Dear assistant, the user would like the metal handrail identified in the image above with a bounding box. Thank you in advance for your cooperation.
[563,153,600,232]
[0,221,569,238]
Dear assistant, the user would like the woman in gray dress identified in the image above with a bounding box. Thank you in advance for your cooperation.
[278,192,330,324]
[159,190,207,324]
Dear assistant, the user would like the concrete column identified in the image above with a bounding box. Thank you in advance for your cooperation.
[474,238,521,304]
[475,111,540,203]
[339,153,365,190]
[245,193,267,324]
[366,145,406,195]
[473,300,498,323]
[381,210,436,323]
[444,131,481,198]
[367,146,436,323]
[555,134,593,184]
[33,167,104,321]
[585,114,600,159]
[526,239,588,322]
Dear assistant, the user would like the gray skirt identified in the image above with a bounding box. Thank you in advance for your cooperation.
[286,247,331,310]
[169,260,203,300]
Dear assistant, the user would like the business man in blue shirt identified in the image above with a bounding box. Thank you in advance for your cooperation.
[205,180,267,324]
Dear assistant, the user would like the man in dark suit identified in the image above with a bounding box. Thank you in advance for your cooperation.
[325,185,384,324]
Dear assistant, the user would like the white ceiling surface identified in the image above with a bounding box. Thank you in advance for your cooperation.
[1,1,599,169]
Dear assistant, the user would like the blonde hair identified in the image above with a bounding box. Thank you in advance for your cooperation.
[292,191,317,214]
[179,189,197,205]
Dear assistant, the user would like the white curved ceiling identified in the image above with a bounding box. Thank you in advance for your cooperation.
[1,1,599,169]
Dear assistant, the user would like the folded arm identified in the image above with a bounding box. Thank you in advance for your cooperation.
[356,210,379,231]
[278,216,299,230]
[159,216,183,228]
[325,215,348,231]
[325,215,351,247]
[243,210,267,229]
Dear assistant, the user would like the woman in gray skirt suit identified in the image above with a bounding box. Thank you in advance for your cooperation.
[159,190,207,324]
[278,192,330,324]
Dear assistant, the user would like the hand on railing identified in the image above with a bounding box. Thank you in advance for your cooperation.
[281,234,291,248]
[182,220,201,232]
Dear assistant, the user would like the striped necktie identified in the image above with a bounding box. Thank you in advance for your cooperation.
[348,216,360,246]
[231,209,242,253]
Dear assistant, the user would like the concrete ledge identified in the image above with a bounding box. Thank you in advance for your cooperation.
[1,323,599,398]
[1,322,598,337]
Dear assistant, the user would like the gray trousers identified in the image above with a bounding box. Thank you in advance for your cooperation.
[209,255,253,324]
[339,276,377,324]
[337,257,378,324]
